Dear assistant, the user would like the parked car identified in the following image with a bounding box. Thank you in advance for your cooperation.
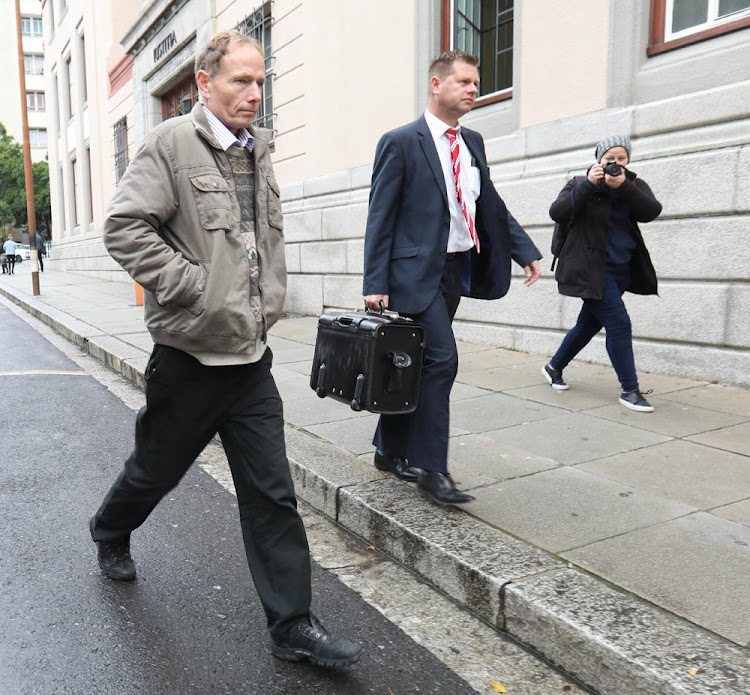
[14,244,31,262]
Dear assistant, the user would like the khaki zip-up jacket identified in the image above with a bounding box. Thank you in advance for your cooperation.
[104,103,286,355]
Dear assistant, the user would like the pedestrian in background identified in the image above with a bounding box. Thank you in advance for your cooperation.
[542,135,662,412]
[89,30,361,668]
[363,50,541,506]
[35,233,45,272]
[2,237,17,274]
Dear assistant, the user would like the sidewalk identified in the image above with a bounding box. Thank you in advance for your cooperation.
[2,265,748,695]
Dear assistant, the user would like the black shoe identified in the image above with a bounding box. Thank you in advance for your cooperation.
[619,389,654,413]
[272,614,363,667]
[542,363,569,390]
[91,517,136,581]
[417,471,475,506]
[374,451,418,482]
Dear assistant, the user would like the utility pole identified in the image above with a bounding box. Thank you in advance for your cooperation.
[14,0,40,295]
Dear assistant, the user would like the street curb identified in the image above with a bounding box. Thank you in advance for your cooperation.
[3,285,748,695]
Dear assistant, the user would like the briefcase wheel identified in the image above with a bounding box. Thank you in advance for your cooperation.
[350,374,365,411]
[315,364,327,398]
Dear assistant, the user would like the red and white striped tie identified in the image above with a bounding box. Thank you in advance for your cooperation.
[446,127,480,253]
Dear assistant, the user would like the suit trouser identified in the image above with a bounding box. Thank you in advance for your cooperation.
[90,344,312,641]
[374,253,463,473]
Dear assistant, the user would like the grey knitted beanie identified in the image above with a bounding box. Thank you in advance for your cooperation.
[595,135,631,162]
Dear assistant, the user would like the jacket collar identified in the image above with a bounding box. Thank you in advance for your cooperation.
[191,102,271,160]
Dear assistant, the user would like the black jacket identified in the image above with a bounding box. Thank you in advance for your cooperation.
[549,169,661,300]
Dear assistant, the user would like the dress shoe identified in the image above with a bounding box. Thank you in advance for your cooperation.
[417,471,475,505]
[373,451,419,482]
[272,614,363,667]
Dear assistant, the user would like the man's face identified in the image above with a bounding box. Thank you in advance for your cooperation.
[197,42,265,133]
[431,60,480,123]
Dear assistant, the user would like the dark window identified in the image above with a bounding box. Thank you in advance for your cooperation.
[161,76,199,121]
[113,118,128,182]
[236,2,275,132]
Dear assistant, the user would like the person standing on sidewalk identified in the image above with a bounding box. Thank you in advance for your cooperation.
[2,237,17,274]
[362,50,541,506]
[542,135,662,412]
[89,31,361,668]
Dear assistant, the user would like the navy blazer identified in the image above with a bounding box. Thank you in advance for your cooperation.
[363,115,541,315]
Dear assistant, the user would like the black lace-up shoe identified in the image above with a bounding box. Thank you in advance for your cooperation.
[417,471,475,506]
[91,517,136,581]
[619,389,654,413]
[542,363,569,390]
[95,539,136,581]
[272,615,363,667]
[373,451,419,482]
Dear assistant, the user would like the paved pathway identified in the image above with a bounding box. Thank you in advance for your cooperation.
[2,264,748,695]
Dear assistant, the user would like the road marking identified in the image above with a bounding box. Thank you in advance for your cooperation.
[0,369,87,376]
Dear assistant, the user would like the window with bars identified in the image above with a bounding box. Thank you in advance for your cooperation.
[649,0,750,54]
[447,0,513,99]
[24,54,45,75]
[236,2,275,132]
[26,91,46,111]
[21,16,43,36]
[113,118,128,182]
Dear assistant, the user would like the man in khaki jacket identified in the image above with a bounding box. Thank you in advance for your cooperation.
[89,31,361,668]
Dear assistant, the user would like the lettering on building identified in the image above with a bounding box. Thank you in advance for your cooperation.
[154,31,177,63]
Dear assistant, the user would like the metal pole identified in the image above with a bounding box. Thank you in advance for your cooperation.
[15,0,40,295]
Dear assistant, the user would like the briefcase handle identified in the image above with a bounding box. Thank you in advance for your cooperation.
[362,299,386,314]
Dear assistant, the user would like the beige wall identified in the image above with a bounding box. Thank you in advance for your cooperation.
[218,0,416,185]
[518,0,609,128]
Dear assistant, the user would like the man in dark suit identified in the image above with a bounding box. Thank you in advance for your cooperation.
[363,50,541,506]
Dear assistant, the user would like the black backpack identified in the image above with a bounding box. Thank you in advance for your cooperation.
[550,189,575,271]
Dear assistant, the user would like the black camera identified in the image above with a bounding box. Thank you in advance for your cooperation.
[603,162,623,177]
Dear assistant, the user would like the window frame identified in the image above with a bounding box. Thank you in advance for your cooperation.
[26,91,46,112]
[113,117,129,183]
[24,54,45,76]
[29,128,48,149]
[21,16,43,37]
[648,0,750,56]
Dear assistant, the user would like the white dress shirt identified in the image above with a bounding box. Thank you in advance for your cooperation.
[424,109,480,253]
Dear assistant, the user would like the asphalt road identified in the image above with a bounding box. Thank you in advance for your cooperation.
[0,302,476,695]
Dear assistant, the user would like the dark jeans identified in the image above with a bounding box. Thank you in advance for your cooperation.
[374,253,463,473]
[90,345,312,640]
[551,264,639,392]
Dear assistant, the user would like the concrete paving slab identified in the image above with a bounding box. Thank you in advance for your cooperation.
[306,412,382,455]
[448,433,560,489]
[282,391,371,426]
[713,499,750,527]
[115,331,155,351]
[456,340,494,354]
[504,381,617,411]
[505,569,750,695]
[576,369,708,395]
[338,479,565,627]
[483,411,672,465]
[457,347,540,372]
[661,383,750,417]
[563,512,750,646]
[578,440,750,509]
[270,345,315,364]
[266,335,306,352]
[584,398,748,438]
[449,381,492,401]
[268,315,319,343]
[458,366,550,391]
[87,335,150,375]
[465,466,695,552]
[450,392,565,433]
[275,373,315,403]
[281,359,314,376]
[687,421,750,457]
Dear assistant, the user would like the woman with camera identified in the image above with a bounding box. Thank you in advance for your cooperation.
[542,135,662,412]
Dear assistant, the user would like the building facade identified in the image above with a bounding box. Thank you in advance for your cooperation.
[43,0,750,386]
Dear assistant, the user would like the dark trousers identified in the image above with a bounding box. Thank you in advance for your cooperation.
[90,345,312,640]
[551,264,639,392]
[5,255,15,274]
[38,254,43,271]
[374,253,463,473]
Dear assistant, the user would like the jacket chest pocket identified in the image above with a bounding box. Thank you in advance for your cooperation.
[190,174,234,231]
[267,175,283,231]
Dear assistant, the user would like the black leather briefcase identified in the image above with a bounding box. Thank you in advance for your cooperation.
[310,310,424,414]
